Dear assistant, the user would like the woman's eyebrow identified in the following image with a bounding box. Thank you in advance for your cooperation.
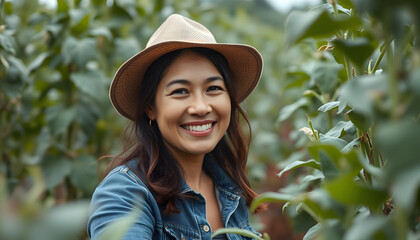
[166,79,190,88]
[206,76,224,83]
[166,76,223,88]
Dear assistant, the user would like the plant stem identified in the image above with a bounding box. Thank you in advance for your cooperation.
[387,42,399,119]
[343,56,353,81]
[372,40,390,74]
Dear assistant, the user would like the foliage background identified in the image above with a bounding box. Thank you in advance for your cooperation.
[1,0,419,239]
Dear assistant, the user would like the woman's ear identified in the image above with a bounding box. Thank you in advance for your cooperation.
[145,105,156,120]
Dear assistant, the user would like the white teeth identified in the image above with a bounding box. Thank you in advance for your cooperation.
[184,123,212,132]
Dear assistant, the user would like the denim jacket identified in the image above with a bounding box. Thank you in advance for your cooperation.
[87,157,260,240]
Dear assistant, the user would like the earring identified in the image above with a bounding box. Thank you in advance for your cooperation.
[149,119,152,126]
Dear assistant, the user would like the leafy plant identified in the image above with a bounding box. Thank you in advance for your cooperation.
[250,0,420,239]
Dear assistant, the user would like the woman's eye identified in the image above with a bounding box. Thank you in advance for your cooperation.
[170,89,188,95]
[207,86,223,92]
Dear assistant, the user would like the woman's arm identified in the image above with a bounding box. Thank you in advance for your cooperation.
[87,167,156,240]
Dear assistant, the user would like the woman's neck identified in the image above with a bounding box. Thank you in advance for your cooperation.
[174,153,208,192]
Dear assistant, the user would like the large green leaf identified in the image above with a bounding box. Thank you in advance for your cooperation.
[343,215,390,240]
[318,101,340,113]
[308,144,362,177]
[278,98,309,122]
[325,173,388,210]
[347,109,373,132]
[310,61,341,94]
[325,121,356,138]
[333,38,375,68]
[286,10,362,44]
[250,192,294,213]
[278,159,321,178]
[70,70,107,102]
[375,119,420,182]
[339,74,387,116]
[319,134,348,149]
[392,165,420,212]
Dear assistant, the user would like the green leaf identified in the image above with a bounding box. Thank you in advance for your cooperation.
[325,121,356,138]
[27,127,52,165]
[333,38,375,68]
[303,223,321,240]
[308,144,362,178]
[1,56,28,98]
[343,215,389,240]
[212,228,265,240]
[75,102,101,137]
[301,189,344,219]
[0,33,16,54]
[318,101,340,113]
[28,52,49,73]
[286,10,362,44]
[392,165,420,212]
[310,61,341,94]
[325,173,388,210]
[346,109,373,132]
[69,155,99,195]
[62,37,97,69]
[339,74,387,116]
[57,0,70,13]
[89,27,113,41]
[342,138,360,153]
[374,119,420,182]
[319,134,348,149]
[278,98,309,122]
[41,156,71,189]
[70,9,90,35]
[250,192,294,213]
[70,70,107,102]
[278,159,321,178]
[45,105,77,136]
[115,0,138,19]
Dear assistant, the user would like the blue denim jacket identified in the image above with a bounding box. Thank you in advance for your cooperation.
[87,157,259,240]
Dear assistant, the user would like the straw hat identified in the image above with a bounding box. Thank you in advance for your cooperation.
[110,14,263,120]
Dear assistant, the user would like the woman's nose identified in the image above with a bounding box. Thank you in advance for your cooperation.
[187,94,212,116]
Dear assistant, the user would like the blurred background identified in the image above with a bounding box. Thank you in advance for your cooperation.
[1,0,420,239]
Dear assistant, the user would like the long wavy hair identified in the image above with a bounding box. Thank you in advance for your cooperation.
[106,47,258,215]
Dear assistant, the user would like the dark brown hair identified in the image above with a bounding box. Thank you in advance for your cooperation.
[106,47,258,214]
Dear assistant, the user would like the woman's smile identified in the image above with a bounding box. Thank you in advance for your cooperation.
[181,121,217,136]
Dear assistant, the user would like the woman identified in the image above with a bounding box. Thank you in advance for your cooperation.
[88,14,263,240]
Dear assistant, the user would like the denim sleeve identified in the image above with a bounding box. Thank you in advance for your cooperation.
[87,167,155,240]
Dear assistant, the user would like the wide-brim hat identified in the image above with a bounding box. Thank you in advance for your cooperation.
[110,14,263,121]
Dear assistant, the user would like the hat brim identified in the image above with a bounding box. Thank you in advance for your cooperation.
[110,41,263,120]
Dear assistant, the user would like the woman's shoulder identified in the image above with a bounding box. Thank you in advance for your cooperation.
[94,159,151,200]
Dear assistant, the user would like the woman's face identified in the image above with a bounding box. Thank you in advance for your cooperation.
[147,50,231,161]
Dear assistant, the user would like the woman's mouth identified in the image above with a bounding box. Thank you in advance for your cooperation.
[181,123,213,132]
[180,121,216,136]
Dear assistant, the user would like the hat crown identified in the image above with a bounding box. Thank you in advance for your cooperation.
[146,14,217,48]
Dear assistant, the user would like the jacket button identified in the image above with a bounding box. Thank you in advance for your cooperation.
[203,225,210,232]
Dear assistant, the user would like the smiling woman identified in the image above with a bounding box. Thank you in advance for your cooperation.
[87,14,263,240]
